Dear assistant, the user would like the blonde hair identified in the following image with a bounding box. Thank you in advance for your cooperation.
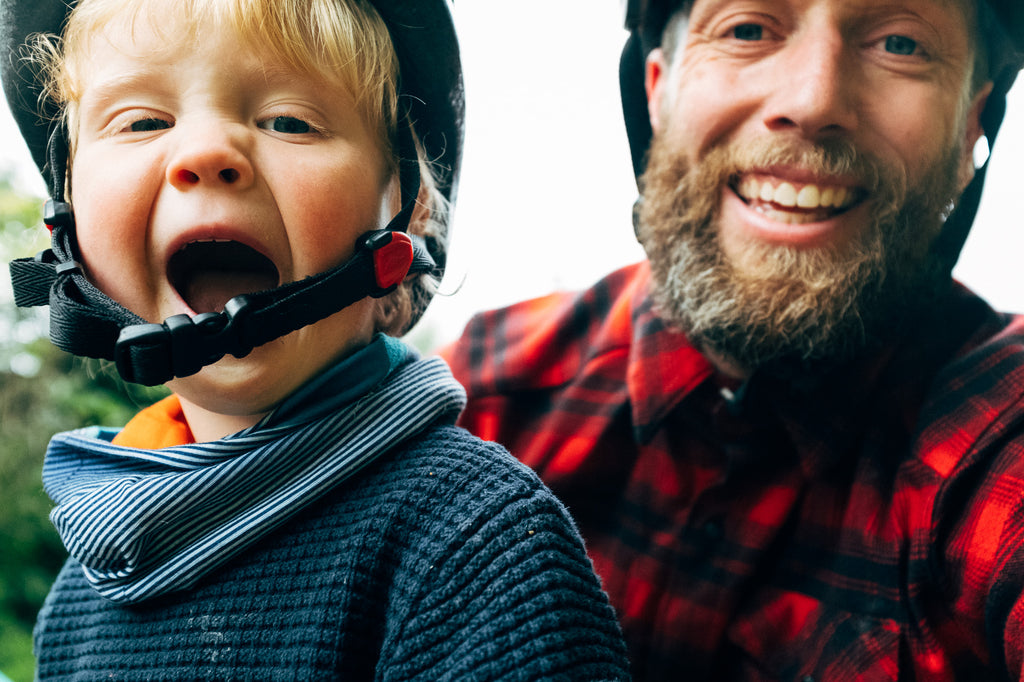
[35,0,449,336]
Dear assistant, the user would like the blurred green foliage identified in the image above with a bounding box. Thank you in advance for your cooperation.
[0,171,167,681]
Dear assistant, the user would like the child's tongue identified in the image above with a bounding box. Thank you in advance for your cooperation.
[182,269,277,314]
[169,241,279,314]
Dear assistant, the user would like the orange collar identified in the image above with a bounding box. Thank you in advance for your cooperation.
[112,394,194,449]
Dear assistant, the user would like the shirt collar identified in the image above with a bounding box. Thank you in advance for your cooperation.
[266,333,411,428]
[625,263,715,443]
[111,334,410,450]
[622,267,982,480]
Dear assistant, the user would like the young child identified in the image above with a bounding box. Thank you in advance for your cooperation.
[2,0,631,678]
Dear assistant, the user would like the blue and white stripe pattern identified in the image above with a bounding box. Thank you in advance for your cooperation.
[41,337,466,604]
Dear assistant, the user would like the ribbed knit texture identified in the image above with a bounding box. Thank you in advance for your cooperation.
[34,425,631,681]
[42,341,464,604]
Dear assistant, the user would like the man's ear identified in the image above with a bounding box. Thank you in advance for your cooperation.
[958,82,993,193]
[645,47,669,134]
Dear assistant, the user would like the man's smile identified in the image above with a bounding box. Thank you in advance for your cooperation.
[731,173,864,225]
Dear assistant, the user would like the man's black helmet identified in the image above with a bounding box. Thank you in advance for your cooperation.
[1,0,465,385]
[619,0,1024,272]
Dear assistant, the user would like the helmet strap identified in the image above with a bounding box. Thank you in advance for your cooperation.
[8,115,434,386]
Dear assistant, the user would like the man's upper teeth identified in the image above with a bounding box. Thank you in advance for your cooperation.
[740,177,854,210]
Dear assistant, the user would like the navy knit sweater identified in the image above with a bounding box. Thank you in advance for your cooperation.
[34,425,630,680]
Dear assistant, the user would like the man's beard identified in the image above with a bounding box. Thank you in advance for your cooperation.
[636,134,961,376]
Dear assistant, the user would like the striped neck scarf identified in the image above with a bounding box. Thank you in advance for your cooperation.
[42,335,466,604]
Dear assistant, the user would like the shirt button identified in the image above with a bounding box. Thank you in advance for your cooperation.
[702,519,724,540]
[802,676,815,682]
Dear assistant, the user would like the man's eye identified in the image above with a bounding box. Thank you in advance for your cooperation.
[261,116,312,134]
[732,24,764,41]
[884,35,918,56]
[129,118,171,132]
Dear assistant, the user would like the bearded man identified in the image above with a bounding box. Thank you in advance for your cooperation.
[443,0,1024,679]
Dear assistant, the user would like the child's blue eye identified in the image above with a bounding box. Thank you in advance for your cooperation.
[263,116,312,134]
[130,118,171,132]
[733,24,764,41]
[884,35,918,56]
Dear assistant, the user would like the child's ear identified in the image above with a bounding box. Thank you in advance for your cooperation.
[379,173,403,228]
[407,179,432,237]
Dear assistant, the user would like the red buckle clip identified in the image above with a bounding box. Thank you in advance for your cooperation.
[364,230,414,295]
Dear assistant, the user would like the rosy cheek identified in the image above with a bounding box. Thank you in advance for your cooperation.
[281,175,382,275]
[70,167,154,314]
[77,226,136,299]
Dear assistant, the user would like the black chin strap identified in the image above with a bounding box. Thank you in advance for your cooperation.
[9,120,435,386]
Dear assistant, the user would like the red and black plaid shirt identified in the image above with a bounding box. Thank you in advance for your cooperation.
[441,262,1024,681]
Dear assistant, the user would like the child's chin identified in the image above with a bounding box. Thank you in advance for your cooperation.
[168,355,299,424]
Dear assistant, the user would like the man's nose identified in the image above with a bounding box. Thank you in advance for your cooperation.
[760,28,859,137]
[166,121,255,190]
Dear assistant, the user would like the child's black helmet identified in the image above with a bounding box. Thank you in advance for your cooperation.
[619,0,1024,273]
[1,0,464,385]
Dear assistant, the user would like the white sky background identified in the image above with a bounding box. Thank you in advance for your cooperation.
[2,1,1023,349]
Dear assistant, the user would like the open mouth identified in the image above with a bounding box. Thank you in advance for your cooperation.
[168,240,279,314]
[731,174,864,225]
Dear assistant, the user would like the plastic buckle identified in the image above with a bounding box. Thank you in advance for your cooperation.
[43,200,74,233]
[113,294,256,385]
[360,230,414,297]
[219,294,257,359]
[114,323,174,385]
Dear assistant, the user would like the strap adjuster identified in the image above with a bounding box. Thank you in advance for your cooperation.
[113,295,256,386]
[360,230,414,297]
[44,200,74,232]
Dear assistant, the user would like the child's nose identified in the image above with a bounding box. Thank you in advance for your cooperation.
[166,123,254,190]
